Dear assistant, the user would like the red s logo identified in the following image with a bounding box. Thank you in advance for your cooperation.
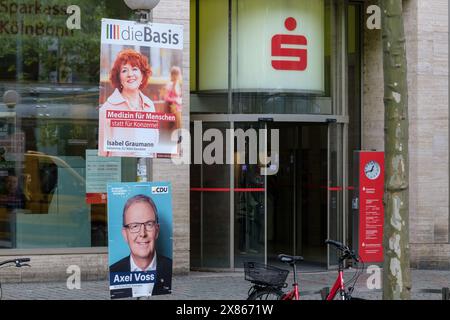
[271,17,307,71]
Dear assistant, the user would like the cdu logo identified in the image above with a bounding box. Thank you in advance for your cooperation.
[271,17,307,71]
[152,186,169,194]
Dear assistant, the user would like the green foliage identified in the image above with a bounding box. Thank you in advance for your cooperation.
[39,121,59,147]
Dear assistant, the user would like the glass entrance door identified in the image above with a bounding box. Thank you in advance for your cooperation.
[327,123,345,268]
[266,123,328,270]
[234,122,266,267]
[192,120,338,270]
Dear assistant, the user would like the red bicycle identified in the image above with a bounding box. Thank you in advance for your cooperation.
[245,254,304,300]
[323,240,364,300]
[0,258,30,300]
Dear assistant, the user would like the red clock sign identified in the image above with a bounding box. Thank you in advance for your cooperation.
[353,151,385,263]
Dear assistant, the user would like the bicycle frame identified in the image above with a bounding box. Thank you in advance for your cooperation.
[326,270,346,300]
[281,283,299,300]
[245,255,304,301]
[281,261,300,300]
[0,258,30,300]
[326,254,348,300]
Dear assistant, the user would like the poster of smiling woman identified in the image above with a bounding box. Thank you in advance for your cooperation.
[99,18,183,158]
[108,182,173,299]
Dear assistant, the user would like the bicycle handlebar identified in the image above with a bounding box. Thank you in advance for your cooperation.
[325,240,359,262]
[0,258,31,267]
[325,239,344,249]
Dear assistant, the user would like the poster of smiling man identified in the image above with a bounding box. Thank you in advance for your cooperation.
[108,182,173,299]
[99,18,183,158]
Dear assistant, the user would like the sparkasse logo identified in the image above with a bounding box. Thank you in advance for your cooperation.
[152,186,169,194]
[271,17,307,71]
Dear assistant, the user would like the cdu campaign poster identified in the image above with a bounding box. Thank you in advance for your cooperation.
[107,182,173,299]
[99,18,184,158]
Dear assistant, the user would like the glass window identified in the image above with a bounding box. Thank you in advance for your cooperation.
[190,122,231,268]
[190,0,229,113]
[0,0,134,249]
[190,0,334,115]
[328,123,344,266]
[190,0,355,269]
[234,122,265,267]
[347,2,362,247]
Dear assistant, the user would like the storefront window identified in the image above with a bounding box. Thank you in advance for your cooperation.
[190,0,333,115]
[190,122,231,268]
[347,2,362,247]
[190,0,356,270]
[0,0,133,249]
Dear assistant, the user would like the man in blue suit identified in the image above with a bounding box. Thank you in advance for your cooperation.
[109,194,172,299]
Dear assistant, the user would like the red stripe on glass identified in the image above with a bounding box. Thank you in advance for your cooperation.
[190,188,265,192]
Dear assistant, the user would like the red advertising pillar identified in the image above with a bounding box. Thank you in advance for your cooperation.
[352,151,385,263]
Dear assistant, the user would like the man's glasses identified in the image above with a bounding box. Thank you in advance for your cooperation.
[124,220,157,233]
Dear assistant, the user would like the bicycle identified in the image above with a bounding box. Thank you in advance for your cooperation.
[323,240,364,300]
[245,254,304,300]
[0,258,31,300]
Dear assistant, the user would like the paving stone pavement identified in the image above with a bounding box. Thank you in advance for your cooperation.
[1,269,450,300]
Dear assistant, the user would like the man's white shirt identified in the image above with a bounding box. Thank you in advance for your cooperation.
[130,254,157,297]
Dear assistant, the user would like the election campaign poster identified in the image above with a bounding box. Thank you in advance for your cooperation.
[108,182,173,299]
[99,18,183,158]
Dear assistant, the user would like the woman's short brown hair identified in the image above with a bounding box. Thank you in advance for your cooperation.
[110,49,152,91]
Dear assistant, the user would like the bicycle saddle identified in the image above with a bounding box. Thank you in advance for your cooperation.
[278,254,304,264]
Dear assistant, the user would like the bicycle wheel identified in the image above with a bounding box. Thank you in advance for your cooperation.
[247,288,284,300]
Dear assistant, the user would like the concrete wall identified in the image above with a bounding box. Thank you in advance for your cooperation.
[363,0,449,268]
[410,0,449,269]
[362,1,384,151]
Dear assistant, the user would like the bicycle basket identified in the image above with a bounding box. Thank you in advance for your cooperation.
[244,262,289,287]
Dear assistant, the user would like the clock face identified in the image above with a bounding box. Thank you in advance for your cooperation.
[364,160,381,180]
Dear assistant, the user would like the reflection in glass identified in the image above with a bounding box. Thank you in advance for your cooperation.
[347,3,362,249]
[191,0,333,115]
[190,122,231,268]
[266,123,327,269]
[0,1,135,249]
[234,122,266,266]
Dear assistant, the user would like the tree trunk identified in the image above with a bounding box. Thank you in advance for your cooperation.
[381,0,411,300]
